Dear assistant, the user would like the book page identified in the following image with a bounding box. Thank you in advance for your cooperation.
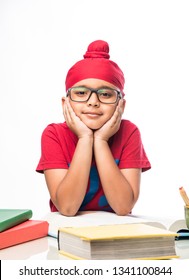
[131,214,188,232]
[43,211,171,238]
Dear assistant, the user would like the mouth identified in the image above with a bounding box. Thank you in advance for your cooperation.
[83,111,103,118]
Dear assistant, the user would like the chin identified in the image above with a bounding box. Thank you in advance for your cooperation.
[87,124,102,130]
[85,122,104,130]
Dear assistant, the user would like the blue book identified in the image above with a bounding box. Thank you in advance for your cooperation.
[176,229,189,240]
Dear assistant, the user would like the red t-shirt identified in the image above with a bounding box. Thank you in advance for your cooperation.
[36,120,151,212]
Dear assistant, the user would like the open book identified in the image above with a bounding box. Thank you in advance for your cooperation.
[43,210,188,239]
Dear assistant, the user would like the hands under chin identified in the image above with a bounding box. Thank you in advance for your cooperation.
[94,100,124,142]
[63,98,93,139]
[63,98,124,141]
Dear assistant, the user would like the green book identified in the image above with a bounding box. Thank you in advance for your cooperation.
[0,209,33,232]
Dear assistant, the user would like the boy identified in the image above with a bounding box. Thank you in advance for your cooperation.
[36,40,151,216]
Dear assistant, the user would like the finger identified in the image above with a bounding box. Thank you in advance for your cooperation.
[64,99,73,125]
[110,105,122,128]
[63,100,68,121]
[113,104,121,121]
[117,99,124,114]
[66,99,77,123]
[108,113,119,128]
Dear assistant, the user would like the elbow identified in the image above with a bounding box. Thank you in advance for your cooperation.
[55,195,80,217]
[58,205,79,217]
[113,204,134,216]
[59,210,78,217]
[114,195,139,216]
[114,208,131,216]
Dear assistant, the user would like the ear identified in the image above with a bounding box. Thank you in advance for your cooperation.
[122,98,126,110]
[121,98,126,113]
[61,97,66,110]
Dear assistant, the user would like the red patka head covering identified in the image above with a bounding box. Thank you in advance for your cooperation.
[65,40,125,95]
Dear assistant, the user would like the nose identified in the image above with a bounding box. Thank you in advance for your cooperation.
[87,92,100,107]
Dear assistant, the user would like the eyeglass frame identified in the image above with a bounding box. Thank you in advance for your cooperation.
[66,86,123,104]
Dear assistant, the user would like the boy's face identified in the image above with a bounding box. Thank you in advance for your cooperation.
[65,79,123,130]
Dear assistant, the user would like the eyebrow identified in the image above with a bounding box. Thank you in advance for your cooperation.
[75,85,117,90]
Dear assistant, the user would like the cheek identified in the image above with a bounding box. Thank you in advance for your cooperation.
[106,106,117,118]
[69,102,82,117]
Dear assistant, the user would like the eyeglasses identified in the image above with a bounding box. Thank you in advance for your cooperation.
[67,86,122,104]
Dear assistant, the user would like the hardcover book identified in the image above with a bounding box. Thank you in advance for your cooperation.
[0,220,49,249]
[0,209,33,232]
[58,223,178,260]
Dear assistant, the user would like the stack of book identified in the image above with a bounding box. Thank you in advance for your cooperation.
[0,209,49,250]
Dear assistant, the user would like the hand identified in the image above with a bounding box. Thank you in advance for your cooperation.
[63,98,93,139]
[94,99,125,142]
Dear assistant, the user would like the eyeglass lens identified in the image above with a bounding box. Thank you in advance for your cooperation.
[69,87,118,103]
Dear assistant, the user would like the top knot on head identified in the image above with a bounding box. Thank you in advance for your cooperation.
[65,39,125,95]
[83,40,110,59]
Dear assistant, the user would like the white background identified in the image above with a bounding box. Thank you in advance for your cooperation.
[0,0,189,220]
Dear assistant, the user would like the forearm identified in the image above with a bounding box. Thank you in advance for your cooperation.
[94,139,138,215]
[56,137,93,216]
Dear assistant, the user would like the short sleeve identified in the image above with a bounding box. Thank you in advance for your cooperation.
[36,124,69,173]
[111,120,151,172]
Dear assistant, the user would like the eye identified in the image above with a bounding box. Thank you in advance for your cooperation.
[72,87,89,96]
[98,89,114,98]
[102,92,112,97]
[76,91,86,96]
